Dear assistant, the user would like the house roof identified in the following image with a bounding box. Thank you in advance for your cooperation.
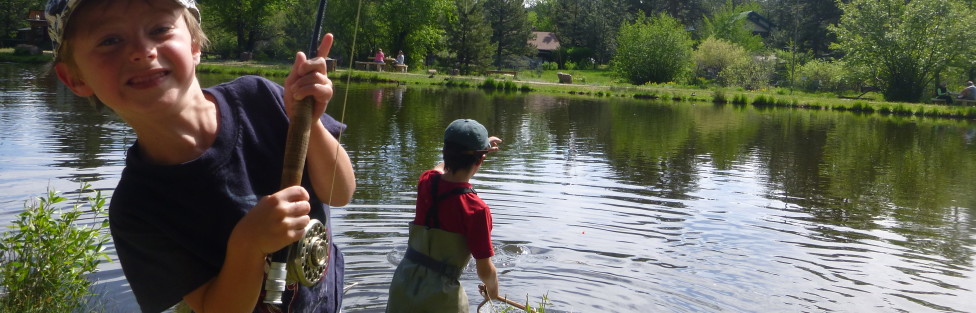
[529,31,560,51]
[738,11,775,34]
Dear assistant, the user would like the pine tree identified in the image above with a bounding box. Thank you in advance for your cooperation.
[483,0,535,70]
[446,0,496,75]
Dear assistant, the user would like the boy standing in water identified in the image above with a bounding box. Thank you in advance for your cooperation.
[386,119,503,312]
[46,0,355,312]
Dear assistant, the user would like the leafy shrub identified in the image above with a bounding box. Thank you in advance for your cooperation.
[731,94,748,105]
[796,59,846,93]
[694,37,749,81]
[752,95,774,106]
[13,44,41,56]
[541,61,559,71]
[0,184,110,313]
[480,78,521,92]
[719,54,775,90]
[712,89,728,103]
[564,47,595,69]
[611,13,693,85]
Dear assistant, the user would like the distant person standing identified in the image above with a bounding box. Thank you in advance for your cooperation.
[395,50,405,65]
[375,48,385,63]
[959,81,976,100]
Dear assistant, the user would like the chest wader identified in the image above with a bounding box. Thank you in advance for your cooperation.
[387,174,477,313]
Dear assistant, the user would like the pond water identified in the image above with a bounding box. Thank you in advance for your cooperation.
[1,61,975,312]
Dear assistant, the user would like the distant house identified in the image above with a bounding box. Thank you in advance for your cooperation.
[17,10,50,48]
[528,31,560,61]
[738,11,775,37]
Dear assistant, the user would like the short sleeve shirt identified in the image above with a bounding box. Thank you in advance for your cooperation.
[411,170,494,259]
[109,76,345,313]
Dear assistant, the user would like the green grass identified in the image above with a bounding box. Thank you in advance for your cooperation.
[7,52,971,121]
[0,48,53,63]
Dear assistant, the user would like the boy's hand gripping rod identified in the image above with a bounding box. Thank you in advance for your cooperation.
[264,0,331,305]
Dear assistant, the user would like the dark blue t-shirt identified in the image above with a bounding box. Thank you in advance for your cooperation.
[109,76,345,313]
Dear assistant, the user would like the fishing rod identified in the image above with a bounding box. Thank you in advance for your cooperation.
[263,0,331,305]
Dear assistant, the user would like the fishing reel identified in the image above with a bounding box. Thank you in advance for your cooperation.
[287,218,329,286]
[264,219,329,304]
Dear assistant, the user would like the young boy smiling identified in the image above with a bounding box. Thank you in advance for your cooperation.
[46,0,356,312]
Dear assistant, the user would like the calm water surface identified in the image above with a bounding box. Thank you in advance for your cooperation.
[1,62,974,312]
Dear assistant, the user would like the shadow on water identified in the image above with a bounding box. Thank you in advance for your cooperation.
[1,63,974,312]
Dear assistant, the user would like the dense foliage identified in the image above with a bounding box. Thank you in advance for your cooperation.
[446,0,496,75]
[9,0,976,103]
[380,0,452,67]
[700,0,764,52]
[484,0,535,69]
[611,13,693,85]
[694,37,748,81]
[0,184,110,313]
[831,0,976,102]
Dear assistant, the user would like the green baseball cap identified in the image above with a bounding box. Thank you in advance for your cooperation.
[444,119,490,152]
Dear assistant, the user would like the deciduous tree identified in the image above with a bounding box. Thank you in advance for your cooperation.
[831,0,976,102]
[0,0,44,46]
[611,13,692,85]
[381,0,452,67]
[203,0,290,56]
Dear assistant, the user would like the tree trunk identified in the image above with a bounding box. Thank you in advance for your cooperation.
[246,30,257,52]
[236,22,246,55]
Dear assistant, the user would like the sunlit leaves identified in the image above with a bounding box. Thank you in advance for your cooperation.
[611,13,693,85]
[0,183,110,313]
[831,0,976,102]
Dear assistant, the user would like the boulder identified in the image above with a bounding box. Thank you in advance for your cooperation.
[557,72,573,84]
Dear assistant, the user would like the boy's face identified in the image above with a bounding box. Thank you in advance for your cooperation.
[55,0,201,115]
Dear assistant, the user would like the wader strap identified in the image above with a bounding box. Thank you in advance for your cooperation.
[424,173,477,230]
[425,174,442,229]
[404,246,463,279]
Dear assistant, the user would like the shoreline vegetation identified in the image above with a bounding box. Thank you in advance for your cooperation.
[198,60,976,121]
[5,50,976,121]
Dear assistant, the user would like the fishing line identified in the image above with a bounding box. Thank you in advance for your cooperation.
[264,0,364,304]
[327,0,364,206]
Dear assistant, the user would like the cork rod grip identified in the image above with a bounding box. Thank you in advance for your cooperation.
[281,97,315,189]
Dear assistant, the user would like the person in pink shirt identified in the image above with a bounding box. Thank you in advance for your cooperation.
[375,48,385,63]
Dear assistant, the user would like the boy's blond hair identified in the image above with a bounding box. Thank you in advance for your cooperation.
[50,0,209,107]
[57,6,209,66]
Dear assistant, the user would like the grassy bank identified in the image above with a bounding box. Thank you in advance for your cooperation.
[4,51,974,120]
[0,48,53,63]
[195,60,976,120]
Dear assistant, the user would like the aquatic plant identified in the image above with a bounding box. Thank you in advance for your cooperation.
[712,89,728,104]
[752,94,774,106]
[731,94,748,105]
[478,290,550,313]
[0,184,110,313]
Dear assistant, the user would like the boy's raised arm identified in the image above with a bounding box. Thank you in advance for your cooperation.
[283,33,356,206]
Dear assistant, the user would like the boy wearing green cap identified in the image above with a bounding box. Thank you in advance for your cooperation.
[45,0,355,312]
[386,119,504,312]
